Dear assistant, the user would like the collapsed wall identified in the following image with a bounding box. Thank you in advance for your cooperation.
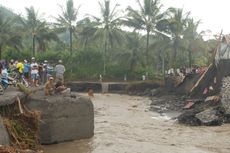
[26,91,94,144]
[175,58,230,126]
[189,59,230,98]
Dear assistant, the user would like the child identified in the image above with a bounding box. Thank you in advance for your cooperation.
[87,88,94,97]
[44,77,54,96]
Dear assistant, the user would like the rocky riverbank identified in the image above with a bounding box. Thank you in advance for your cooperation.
[148,76,230,126]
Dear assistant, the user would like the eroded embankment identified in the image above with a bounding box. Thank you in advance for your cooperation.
[0,87,42,152]
[0,86,94,152]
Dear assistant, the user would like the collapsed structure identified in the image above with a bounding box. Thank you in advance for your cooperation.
[177,34,230,125]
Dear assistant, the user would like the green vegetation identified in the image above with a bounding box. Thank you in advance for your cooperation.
[0,0,216,81]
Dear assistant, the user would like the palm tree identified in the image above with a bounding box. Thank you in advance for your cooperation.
[88,0,125,75]
[167,7,190,68]
[20,7,58,56]
[0,10,22,59]
[35,27,60,52]
[125,0,165,66]
[149,33,171,80]
[126,32,143,72]
[55,0,80,55]
[183,18,202,67]
[21,6,44,56]
[76,17,97,50]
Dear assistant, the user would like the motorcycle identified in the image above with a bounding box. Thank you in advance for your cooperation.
[0,74,13,95]
[0,77,5,95]
[9,69,29,88]
[0,69,17,93]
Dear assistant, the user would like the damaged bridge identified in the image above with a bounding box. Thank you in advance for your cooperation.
[0,86,94,150]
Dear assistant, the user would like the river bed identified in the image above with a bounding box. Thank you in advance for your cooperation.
[43,93,230,153]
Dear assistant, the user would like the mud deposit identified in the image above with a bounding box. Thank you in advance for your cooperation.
[44,94,230,153]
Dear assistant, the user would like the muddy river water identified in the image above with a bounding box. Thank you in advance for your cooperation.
[44,94,230,153]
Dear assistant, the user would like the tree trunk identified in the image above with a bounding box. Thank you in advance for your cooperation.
[188,48,192,68]
[130,49,137,73]
[84,38,88,50]
[103,39,107,76]
[172,38,179,68]
[146,29,150,67]
[69,27,73,55]
[32,35,36,57]
[161,49,165,83]
[0,45,2,60]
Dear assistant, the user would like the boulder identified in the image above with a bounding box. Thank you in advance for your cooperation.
[195,108,223,126]
[178,98,224,126]
[0,116,10,145]
[26,91,94,144]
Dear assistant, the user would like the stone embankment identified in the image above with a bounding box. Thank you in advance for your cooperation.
[67,81,160,95]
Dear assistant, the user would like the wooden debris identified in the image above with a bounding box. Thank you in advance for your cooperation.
[1,97,41,152]
[16,97,24,114]
[0,145,16,153]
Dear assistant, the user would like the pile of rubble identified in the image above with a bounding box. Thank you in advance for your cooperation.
[178,77,230,126]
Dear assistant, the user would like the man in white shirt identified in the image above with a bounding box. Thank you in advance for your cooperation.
[30,57,39,87]
[54,60,65,83]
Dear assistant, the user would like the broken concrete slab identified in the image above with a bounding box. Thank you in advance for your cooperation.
[178,98,224,126]
[0,86,43,106]
[26,91,94,144]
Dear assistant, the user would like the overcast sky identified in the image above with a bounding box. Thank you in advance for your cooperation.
[0,0,229,37]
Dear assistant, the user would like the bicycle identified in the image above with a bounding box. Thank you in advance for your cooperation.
[9,69,29,88]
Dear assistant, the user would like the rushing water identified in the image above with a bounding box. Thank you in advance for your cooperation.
[44,93,230,153]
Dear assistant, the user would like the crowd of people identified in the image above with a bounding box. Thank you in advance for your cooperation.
[167,66,207,77]
[0,57,68,95]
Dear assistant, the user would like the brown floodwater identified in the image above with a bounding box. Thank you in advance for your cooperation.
[43,93,230,153]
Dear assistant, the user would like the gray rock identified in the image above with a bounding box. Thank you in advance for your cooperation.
[195,108,221,125]
[0,115,10,145]
[220,77,230,115]
[26,91,94,144]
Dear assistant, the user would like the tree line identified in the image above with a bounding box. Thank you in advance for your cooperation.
[0,0,216,81]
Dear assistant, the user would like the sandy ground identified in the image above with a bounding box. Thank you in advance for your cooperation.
[44,93,230,153]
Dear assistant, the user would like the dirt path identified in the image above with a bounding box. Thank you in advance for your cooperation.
[44,94,230,153]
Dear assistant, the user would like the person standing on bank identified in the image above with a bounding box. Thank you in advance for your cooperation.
[54,60,65,83]
[16,60,24,83]
[23,59,30,81]
[30,57,39,87]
